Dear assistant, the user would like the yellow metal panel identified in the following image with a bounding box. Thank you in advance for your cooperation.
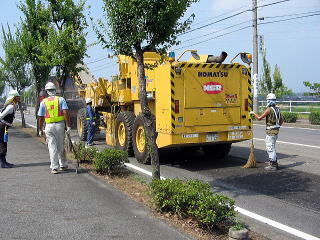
[184,107,240,126]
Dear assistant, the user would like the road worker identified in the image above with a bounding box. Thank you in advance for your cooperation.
[38,82,71,174]
[0,90,20,168]
[250,93,284,171]
[85,98,96,147]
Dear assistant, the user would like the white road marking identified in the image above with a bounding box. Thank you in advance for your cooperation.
[253,138,320,149]
[235,207,320,240]
[253,123,320,131]
[125,163,165,180]
[124,163,320,240]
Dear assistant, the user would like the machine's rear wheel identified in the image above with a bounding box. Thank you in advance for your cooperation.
[115,111,135,156]
[202,143,232,160]
[132,115,151,164]
[77,108,88,141]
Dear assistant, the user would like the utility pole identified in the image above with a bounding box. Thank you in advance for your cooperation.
[252,0,259,113]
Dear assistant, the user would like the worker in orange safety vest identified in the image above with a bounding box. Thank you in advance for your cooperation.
[38,82,71,174]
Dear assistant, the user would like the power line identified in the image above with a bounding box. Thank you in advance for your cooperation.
[91,63,117,73]
[257,0,290,9]
[191,4,250,27]
[85,56,108,64]
[183,10,318,43]
[260,10,320,19]
[181,9,250,35]
[180,0,291,36]
[183,20,251,43]
[174,11,319,51]
[259,13,320,26]
[89,61,117,71]
[173,25,251,51]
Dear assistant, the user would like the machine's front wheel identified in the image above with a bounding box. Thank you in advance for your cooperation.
[77,108,88,141]
[202,143,232,160]
[115,111,135,156]
[132,115,151,164]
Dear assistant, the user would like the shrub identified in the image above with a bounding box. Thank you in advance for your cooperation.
[93,148,128,175]
[73,141,97,163]
[309,111,320,125]
[150,178,235,230]
[282,112,298,123]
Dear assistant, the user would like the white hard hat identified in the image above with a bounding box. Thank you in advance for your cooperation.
[5,96,15,104]
[266,93,276,100]
[85,98,92,104]
[8,89,20,97]
[45,82,56,90]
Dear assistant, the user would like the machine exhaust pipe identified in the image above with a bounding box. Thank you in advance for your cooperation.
[207,51,228,63]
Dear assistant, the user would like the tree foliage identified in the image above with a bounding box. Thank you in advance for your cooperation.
[40,0,88,90]
[303,81,320,97]
[0,24,32,127]
[96,0,197,56]
[19,0,88,92]
[0,25,32,92]
[18,0,52,94]
[259,51,292,98]
[95,0,199,179]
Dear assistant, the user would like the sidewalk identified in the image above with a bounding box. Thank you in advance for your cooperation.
[0,128,192,240]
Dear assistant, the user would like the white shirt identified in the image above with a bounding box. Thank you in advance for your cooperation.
[0,105,14,120]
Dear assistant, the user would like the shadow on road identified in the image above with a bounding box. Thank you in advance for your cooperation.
[158,145,302,171]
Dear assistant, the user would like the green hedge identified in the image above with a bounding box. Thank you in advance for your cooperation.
[309,111,320,125]
[93,148,128,175]
[150,179,235,230]
[282,112,298,123]
[74,141,97,163]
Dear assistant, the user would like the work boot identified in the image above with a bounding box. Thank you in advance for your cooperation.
[0,156,12,168]
[265,161,278,171]
[51,169,59,174]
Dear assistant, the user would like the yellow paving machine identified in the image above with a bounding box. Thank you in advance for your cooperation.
[76,50,253,164]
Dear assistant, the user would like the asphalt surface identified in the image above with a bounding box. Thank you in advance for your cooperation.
[0,129,193,240]
[17,108,320,240]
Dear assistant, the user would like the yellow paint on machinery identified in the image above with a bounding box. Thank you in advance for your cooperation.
[77,50,253,162]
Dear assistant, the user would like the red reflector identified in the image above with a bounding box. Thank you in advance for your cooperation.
[175,100,179,113]
[244,99,248,111]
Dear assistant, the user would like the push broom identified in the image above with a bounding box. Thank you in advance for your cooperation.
[242,130,256,168]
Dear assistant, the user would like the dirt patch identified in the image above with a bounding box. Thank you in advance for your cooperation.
[18,125,267,240]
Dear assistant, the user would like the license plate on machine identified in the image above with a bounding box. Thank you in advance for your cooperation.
[228,131,243,140]
[206,133,218,142]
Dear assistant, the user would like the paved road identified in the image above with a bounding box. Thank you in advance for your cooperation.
[0,129,192,240]
[17,109,320,240]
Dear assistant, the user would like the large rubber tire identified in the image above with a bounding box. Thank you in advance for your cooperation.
[202,143,232,160]
[77,108,88,141]
[115,111,135,156]
[132,115,151,164]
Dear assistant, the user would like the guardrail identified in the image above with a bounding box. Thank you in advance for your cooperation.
[258,100,320,114]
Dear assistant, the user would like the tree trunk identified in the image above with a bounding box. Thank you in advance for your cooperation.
[135,46,160,180]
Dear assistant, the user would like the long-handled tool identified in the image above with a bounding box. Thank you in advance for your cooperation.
[66,132,80,174]
[242,131,256,168]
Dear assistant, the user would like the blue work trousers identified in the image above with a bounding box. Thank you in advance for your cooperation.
[87,120,95,145]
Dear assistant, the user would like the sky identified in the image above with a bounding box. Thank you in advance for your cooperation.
[1,0,320,93]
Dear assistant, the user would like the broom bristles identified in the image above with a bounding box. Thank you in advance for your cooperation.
[243,144,256,168]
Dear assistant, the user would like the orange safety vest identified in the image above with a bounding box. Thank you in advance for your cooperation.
[43,96,65,123]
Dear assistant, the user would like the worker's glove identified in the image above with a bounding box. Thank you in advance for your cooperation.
[249,111,255,115]
[66,127,71,135]
[39,130,44,137]
[92,121,96,126]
